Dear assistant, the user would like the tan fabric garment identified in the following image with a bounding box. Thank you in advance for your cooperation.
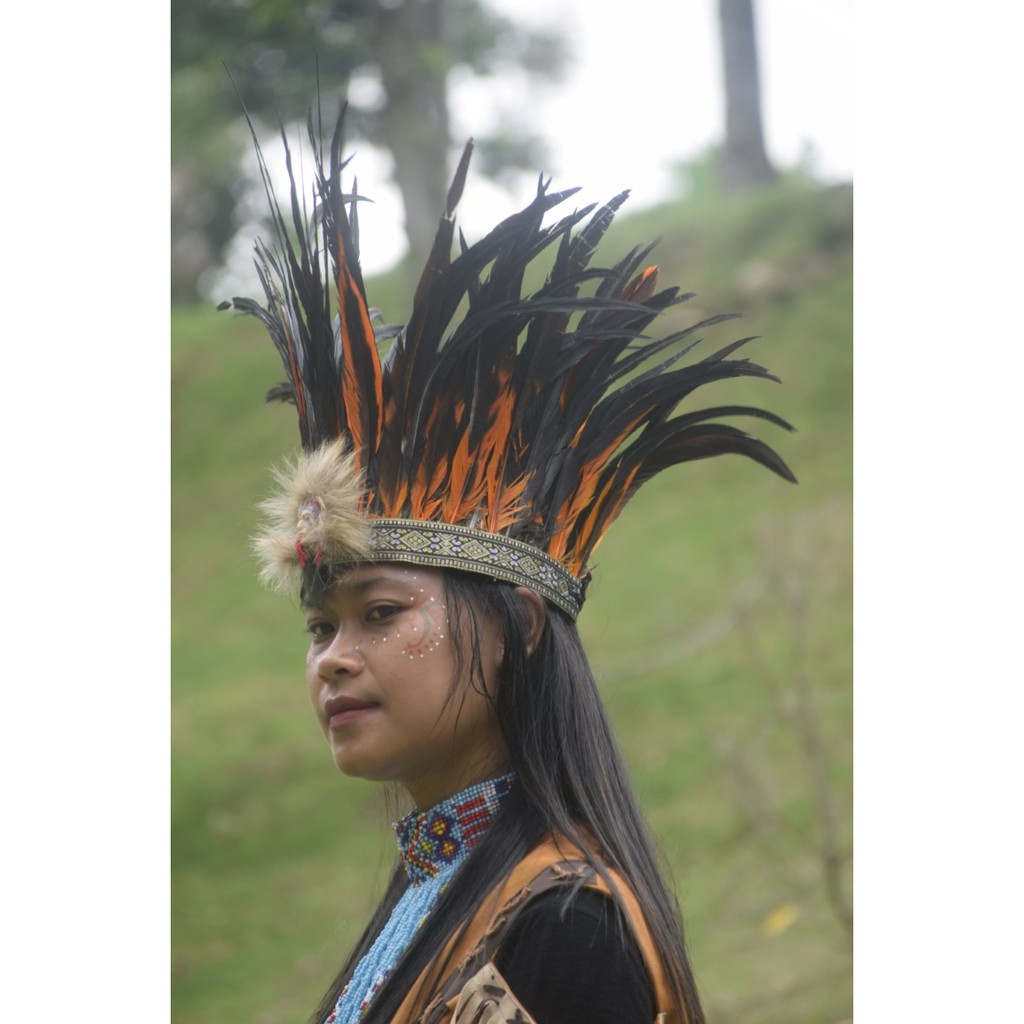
[449,963,535,1024]
[386,836,679,1024]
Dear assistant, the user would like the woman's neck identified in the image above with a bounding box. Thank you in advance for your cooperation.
[402,758,512,811]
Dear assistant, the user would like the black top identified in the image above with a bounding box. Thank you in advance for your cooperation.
[493,886,656,1023]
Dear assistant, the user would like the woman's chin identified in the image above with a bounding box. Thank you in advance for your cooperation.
[329,744,393,784]
[328,740,366,778]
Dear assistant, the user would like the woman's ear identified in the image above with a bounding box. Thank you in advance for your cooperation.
[513,587,548,656]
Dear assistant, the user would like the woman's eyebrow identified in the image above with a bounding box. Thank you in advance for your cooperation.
[348,575,389,594]
[343,573,411,595]
[300,573,412,609]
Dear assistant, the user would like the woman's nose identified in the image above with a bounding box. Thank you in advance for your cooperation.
[317,631,365,680]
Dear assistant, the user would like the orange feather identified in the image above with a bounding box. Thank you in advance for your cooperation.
[621,265,660,304]
[337,233,382,462]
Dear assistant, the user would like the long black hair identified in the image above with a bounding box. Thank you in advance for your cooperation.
[309,569,706,1024]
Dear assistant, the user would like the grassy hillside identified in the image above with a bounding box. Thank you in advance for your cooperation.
[172,171,852,1024]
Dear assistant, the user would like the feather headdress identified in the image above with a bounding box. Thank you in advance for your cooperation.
[224,105,795,617]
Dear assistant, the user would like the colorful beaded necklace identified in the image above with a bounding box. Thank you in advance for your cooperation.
[325,774,515,1024]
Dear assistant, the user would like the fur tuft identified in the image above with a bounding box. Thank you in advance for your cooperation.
[252,438,373,590]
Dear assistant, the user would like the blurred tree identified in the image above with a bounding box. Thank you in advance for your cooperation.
[716,0,776,189]
[171,0,567,302]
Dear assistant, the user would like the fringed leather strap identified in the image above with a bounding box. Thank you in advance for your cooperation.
[418,861,595,1024]
[448,962,536,1024]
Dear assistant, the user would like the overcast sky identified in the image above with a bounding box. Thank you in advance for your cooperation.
[216,0,851,286]
[350,0,852,273]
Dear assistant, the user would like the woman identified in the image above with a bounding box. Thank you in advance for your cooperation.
[229,108,794,1024]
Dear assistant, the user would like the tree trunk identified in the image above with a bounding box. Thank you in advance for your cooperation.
[374,0,450,284]
[717,0,776,190]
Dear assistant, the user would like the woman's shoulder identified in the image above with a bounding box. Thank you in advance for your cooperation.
[492,884,656,1024]
[404,837,674,1024]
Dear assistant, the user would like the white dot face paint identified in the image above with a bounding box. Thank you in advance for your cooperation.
[355,569,448,659]
[302,564,508,807]
[400,600,447,659]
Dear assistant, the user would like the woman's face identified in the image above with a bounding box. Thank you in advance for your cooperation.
[303,564,509,808]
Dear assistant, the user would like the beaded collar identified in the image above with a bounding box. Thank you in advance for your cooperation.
[393,774,515,887]
[325,775,516,1024]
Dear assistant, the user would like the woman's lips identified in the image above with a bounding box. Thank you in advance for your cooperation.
[325,695,379,728]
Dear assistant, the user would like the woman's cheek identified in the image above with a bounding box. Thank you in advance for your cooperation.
[401,604,448,659]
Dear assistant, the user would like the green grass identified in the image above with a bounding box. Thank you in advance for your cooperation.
[172,173,852,1024]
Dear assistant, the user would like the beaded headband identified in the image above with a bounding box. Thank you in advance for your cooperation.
[227,105,795,620]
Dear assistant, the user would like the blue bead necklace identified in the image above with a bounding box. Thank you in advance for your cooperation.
[324,774,515,1024]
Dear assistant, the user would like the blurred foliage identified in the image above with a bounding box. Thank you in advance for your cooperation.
[171,0,567,302]
[172,167,852,1023]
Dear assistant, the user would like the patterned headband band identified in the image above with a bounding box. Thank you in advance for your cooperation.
[368,520,585,619]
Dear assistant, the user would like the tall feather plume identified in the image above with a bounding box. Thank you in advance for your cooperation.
[227,103,795,596]
[224,98,382,471]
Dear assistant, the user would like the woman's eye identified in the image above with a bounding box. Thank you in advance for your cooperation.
[366,604,401,623]
[305,621,334,641]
